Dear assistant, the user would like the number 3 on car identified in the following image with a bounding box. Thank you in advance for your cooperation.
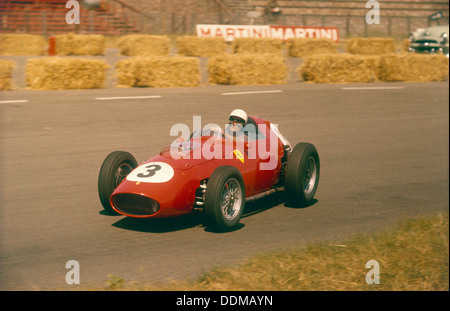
[126,162,174,183]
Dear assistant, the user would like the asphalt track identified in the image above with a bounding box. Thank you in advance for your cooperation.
[0,82,448,290]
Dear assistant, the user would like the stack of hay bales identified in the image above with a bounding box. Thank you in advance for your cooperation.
[299,52,449,83]
[209,54,287,85]
[401,39,411,52]
[378,53,449,82]
[346,37,396,55]
[0,60,14,90]
[0,34,46,55]
[299,54,380,83]
[176,36,227,57]
[116,56,200,88]
[116,35,170,56]
[232,38,283,55]
[287,38,337,57]
[26,57,108,90]
[54,33,106,55]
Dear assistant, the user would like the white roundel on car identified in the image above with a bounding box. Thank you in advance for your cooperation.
[126,162,174,183]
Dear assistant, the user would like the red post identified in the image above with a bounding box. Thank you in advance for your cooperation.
[48,36,56,56]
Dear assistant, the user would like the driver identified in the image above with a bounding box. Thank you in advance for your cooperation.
[225,109,248,141]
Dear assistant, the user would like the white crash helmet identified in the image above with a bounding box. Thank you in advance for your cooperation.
[229,109,248,125]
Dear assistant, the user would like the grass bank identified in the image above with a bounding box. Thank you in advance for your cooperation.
[99,213,448,291]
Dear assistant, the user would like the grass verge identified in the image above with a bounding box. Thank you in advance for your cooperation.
[96,213,449,291]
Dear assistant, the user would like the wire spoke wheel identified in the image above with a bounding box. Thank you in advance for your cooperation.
[220,178,243,221]
[114,163,133,188]
[204,166,245,231]
[303,156,317,196]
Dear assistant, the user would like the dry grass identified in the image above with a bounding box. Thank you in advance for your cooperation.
[0,59,14,90]
[184,214,448,291]
[86,213,448,291]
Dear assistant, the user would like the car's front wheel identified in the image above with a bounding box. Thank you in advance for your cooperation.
[98,151,138,215]
[204,166,245,231]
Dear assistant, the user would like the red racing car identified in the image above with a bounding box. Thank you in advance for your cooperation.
[98,112,320,231]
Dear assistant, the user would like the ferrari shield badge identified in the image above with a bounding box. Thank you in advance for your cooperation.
[233,150,244,163]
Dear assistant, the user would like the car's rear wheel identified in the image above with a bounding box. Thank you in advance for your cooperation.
[285,143,320,206]
[204,166,245,231]
[98,151,138,215]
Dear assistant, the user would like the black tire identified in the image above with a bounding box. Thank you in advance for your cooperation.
[285,143,320,206]
[98,151,138,215]
[204,166,245,231]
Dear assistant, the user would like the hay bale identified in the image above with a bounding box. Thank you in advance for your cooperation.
[26,57,108,90]
[299,53,380,83]
[378,53,449,82]
[232,38,283,55]
[0,60,14,90]
[116,57,200,88]
[287,38,337,57]
[346,37,396,55]
[208,54,287,85]
[401,39,410,52]
[176,36,227,57]
[55,33,105,55]
[116,35,170,56]
[0,34,46,55]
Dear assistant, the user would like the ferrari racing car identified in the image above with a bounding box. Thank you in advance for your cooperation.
[98,111,320,231]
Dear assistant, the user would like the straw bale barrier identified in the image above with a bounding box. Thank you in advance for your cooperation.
[378,53,449,82]
[0,60,14,90]
[401,39,410,52]
[116,57,200,88]
[299,52,449,83]
[299,53,380,83]
[287,38,337,57]
[176,36,227,57]
[26,57,108,90]
[0,34,46,55]
[55,33,105,55]
[346,37,396,55]
[116,35,170,56]
[208,54,287,85]
[232,38,283,55]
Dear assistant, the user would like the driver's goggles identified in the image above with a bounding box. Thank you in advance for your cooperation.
[229,117,245,124]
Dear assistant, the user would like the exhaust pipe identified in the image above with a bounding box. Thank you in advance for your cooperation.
[245,186,285,203]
